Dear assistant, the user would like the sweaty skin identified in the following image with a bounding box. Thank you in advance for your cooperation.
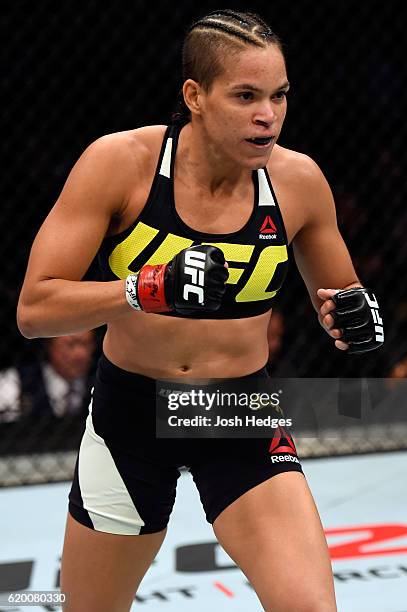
[17,45,359,378]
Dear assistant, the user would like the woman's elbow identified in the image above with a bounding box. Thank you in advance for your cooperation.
[16,302,39,339]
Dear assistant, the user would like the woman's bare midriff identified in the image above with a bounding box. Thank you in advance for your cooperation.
[103,309,272,379]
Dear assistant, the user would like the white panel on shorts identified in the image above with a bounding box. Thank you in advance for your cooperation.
[257,168,276,206]
[159,137,173,178]
[78,411,145,535]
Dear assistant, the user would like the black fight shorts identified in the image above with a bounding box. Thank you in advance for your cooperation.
[68,354,303,535]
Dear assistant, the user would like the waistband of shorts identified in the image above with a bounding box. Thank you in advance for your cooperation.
[97,353,268,391]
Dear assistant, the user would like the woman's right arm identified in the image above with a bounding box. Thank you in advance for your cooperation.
[17,134,145,338]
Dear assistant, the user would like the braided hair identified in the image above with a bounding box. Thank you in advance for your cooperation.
[171,10,282,126]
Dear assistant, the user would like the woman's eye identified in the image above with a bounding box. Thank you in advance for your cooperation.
[238,92,254,101]
[273,91,287,100]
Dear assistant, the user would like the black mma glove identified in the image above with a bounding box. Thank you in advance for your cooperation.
[125,245,228,315]
[332,287,384,354]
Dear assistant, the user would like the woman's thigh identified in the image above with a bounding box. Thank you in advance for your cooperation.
[213,472,336,612]
[60,513,166,612]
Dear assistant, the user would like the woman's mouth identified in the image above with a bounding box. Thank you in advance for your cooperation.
[245,136,274,147]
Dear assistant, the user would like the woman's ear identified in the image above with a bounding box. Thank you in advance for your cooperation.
[183,79,204,117]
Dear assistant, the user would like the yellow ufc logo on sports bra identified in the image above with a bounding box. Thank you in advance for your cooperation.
[109,222,287,302]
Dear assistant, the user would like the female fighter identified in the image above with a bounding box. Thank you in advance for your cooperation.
[17,9,383,611]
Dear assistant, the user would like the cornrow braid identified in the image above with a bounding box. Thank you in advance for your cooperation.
[171,9,283,126]
[191,9,251,30]
[190,10,277,43]
[190,20,263,47]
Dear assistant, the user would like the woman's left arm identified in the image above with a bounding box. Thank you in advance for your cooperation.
[292,157,383,353]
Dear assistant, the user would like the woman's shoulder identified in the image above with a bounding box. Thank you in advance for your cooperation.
[85,125,168,170]
[268,144,325,187]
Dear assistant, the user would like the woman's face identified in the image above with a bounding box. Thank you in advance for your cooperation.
[197,44,289,169]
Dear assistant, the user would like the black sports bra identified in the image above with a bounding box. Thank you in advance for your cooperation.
[97,124,289,319]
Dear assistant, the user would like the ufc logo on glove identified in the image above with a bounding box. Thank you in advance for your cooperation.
[364,293,384,343]
[183,250,206,304]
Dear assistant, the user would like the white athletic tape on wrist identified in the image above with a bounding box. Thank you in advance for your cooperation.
[125,274,142,311]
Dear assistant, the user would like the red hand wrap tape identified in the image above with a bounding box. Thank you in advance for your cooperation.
[137,264,170,313]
